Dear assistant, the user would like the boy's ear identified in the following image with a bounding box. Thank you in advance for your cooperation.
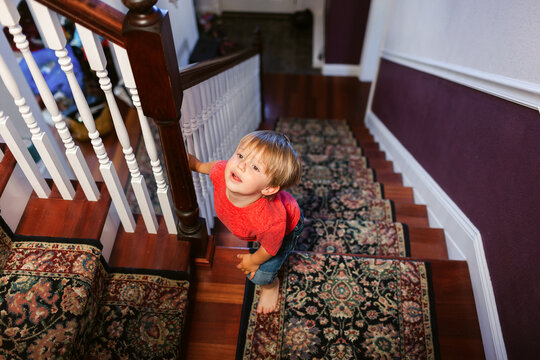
[261,185,280,196]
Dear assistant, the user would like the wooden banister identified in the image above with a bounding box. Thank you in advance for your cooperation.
[34,0,125,47]
[180,47,258,90]
[121,0,209,260]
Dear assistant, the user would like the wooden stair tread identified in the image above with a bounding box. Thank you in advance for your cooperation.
[187,247,250,359]
[393,202,429,227]
[0,147,16,196]
[429,259,485,358]
[367,158,394,171]
[16,180,111,239]
[374,172,403,186]
[408,227,448,259]
[109,214,191,273]
[383,184,414,203]
[212,219,249,248]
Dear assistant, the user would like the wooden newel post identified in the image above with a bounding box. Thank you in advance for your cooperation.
[121,0,209,258]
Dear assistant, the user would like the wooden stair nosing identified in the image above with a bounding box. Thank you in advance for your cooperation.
[109,213,191,274]
[0,148,16,197]
[407,227,448,260]
[16,180,112,240]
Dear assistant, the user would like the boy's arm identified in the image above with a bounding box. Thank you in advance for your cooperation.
[236,246,273,280]
[188,153,218,175]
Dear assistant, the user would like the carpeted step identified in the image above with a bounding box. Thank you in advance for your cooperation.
[297,192,395,223]
[275,117,351,136]
[237,252,441,359]
[300,154,375,183]
[297,218,410,257]
[0,235,107,359]
[85,269,190,360]
[291,179,384,204]
[287,133,358,147]
[0,217,13,269]
[294,143,363,157]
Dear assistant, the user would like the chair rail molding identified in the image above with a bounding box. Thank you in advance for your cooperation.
[365,109,508,360]
[382,49,540,114]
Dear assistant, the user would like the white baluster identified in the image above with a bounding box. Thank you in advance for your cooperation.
[0,0,99,201]
[77,25,158,234]
[183,90,213,230]
[28,0,135,232]
[0,52,75,200]
[0,111,50,198]
[111,43,177,234]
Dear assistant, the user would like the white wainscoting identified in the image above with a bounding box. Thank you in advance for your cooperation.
[382,50,540,113]
[365,110,507,360]
[322,64,361,77]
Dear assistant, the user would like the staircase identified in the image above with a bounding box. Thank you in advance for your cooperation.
[0,107,191,359]
[185,74,485,359]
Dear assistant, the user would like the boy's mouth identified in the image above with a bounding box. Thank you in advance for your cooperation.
[231,171,242,183]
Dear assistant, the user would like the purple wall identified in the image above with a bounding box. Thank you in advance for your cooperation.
[372,59,540,357]
[325,0,371,64]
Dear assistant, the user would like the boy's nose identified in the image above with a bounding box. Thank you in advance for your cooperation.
[237,160,246,172]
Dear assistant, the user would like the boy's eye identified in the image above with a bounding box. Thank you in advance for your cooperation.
[237,153,244,159]
[252,165,259,172]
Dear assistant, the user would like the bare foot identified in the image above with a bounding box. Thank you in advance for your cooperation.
[256,278,280,314]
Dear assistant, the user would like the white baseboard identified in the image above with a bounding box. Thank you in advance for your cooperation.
[365,110,507,360]
[322,64,360,77]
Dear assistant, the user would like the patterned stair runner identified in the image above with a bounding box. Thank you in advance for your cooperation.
[0,219,189,359]
[237,117,438,359]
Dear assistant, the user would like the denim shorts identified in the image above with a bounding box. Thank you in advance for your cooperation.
[249,214,304,285]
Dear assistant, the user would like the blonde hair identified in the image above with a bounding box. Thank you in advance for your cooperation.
[237,130,302,190]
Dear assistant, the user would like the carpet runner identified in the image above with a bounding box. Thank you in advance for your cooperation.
[0,218,189,359]
[0,236,107,359]
[237,117,438,359]
[86,270,189,360]
[239,252,436,360]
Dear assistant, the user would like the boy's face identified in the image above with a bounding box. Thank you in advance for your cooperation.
[224,145,278,199]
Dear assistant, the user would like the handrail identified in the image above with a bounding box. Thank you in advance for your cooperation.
[34,0,125,47]
[180,47,259,90]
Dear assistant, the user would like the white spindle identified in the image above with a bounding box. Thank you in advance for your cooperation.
[0,52,75,200]
[111,43,177,234]
[0,111,50,198]
[77,25,158,234]
[28,0,135,232]
[182,90,214,230]
[0,0,99,201]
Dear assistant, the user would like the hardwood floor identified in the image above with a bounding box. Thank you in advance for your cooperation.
[185,74,484,359]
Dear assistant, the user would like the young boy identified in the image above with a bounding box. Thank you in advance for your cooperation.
[188,130,303,314]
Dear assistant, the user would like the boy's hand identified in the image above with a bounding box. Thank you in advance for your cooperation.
[236,253,260,280]
[187,153,199,172]
[188,153,218,175]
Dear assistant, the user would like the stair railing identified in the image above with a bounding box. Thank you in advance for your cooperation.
[0,0,264,260]
[179,32,264,233]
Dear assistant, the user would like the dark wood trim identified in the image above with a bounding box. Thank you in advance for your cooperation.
[122,1,210,260]
[179,48,259,90]
[0,148,16,197]
[34,0,125,47]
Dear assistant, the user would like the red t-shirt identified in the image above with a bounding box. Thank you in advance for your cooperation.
[209,161,300,256]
